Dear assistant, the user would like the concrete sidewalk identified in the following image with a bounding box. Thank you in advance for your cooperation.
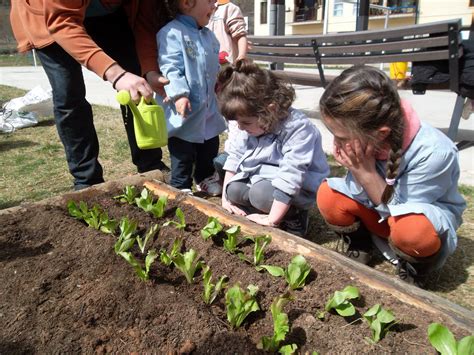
[1,66,473,185]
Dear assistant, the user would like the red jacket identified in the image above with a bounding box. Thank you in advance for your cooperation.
[10,0,160,78]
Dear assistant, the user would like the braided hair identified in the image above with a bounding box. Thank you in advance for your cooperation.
[216,59,295,133]
[319,66,404,204]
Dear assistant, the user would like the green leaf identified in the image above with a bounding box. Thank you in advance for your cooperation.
[335,302,355,317]
[458,335,474,355]
[202,265,228,304]
[285,255,311,290]
[201,217,223,240]
[259,265,286,277]
[172,249,203,283]
[278,344,298,355]
[118,251,147,281]
[150,195,167,218]
[225,284,260,328]
[428,323,457,355]
[113,185,139,204]
[325,286,359,316]
[145,249,158,275]
[137,224,159,254]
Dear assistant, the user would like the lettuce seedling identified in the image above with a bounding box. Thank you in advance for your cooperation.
[137,224,159,254]
[248,235,272,266]
[118,249,158,281]
[172,248,204,284]
[279,344,299,355]
[135,188,167,218]
[67,200,89,220]
[114,217,138,254]
[363,304,397,343]
[98,211,119,234]
[260,255,311,290]
[202,265,228,304]
[428,322,474,355]
[160,238,182,266]
[163,207,186,231]
[258,292,295,352]
[113,185,139,204]
[223,225,241,254]
[225,284,260,329]
[324,285,360,317]
[201,217,223,240]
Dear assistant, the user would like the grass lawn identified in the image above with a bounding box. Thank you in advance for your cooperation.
[1,84,473,311]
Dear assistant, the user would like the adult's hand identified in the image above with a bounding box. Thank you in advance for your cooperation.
[106,64,153,101]
[145,71,170,98]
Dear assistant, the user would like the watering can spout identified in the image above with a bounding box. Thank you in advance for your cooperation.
[116,90,168,149]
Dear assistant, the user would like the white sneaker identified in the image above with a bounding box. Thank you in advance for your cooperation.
[196,172,222,196]
[461,98,473,120]
[180,188,193,195]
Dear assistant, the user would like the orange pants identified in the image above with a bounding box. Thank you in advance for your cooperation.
[317,182,441,258]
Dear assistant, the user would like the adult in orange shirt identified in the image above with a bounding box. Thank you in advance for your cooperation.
[10,0,170,190]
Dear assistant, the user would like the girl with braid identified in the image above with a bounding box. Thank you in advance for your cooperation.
[317,66,466,286]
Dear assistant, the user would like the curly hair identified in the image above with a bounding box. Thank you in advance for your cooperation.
[319,66,405,204]
[216,59,295,133]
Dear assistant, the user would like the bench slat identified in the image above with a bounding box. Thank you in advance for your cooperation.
[249,36,449,59]
[249,19,460,46]
[248,48,453,65]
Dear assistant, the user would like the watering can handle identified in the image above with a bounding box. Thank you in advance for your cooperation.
[116,90,142,119]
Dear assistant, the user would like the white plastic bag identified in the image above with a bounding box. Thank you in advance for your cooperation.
[3,85,53,118]
[0,109,38,133]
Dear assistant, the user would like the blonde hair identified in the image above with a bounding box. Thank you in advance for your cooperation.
[216,59,295,133]
[319,66,404,204]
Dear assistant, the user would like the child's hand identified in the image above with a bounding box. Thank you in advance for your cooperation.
[222,198,248,216]
[246,214,278,227]
[175,96,192,118]
[336,139,377,183]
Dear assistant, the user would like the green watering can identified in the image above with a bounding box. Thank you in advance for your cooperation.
[116,90,168,149]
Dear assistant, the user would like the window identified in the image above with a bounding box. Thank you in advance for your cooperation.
[334,0,343,17]
[294,0,318,22]
[260,1,268,24]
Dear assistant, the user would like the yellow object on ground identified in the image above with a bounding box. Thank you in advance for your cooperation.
[389,62,408,79]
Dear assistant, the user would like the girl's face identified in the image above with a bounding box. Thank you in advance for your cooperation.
[235,116,265,136]
[183,0,217,27]
[322,115,358,150]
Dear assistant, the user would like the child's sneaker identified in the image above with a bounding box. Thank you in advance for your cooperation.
[180,188,193,195]
[196,172,222,196]
[281,209,310,237]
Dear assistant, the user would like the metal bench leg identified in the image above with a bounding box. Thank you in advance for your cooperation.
[447,94,465,142]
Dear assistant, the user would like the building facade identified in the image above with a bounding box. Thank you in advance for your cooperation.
[254,0,474,36]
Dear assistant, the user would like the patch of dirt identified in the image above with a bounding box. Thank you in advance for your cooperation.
[0,186,471,354]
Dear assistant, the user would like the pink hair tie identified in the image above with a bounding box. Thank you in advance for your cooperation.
[385,178,396,186]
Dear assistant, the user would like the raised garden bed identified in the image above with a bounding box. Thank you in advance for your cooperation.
[1,172,472,353]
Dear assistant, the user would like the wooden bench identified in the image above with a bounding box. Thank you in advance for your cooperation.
[248,20,467,143]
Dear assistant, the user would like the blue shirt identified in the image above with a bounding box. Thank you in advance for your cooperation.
[327,122,466,268]
[156,14,226,143]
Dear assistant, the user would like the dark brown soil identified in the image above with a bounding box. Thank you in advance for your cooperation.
[0,184,471,354]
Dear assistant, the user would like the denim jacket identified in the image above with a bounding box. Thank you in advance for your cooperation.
[157,14,226,143]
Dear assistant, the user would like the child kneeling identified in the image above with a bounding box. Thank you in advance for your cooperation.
[217,59,329,237]
[317,66,466,286]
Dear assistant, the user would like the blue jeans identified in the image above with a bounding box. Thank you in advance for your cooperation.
[168,136,219,189]
[36,9,165,189]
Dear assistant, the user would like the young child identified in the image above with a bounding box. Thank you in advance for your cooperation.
[157,0,226,195]
[317,66,466,286]
[216,59,330,237]
[207,0,248,64]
